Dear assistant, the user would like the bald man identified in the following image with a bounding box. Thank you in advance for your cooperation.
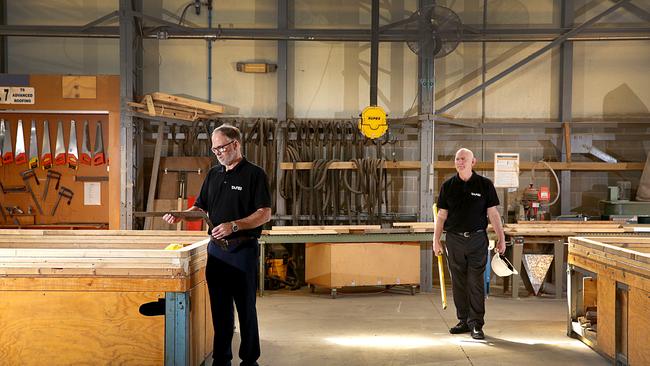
[433,148,506,340]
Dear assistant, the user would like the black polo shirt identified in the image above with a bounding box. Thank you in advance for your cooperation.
[437,171,499,233]
[194,157,271,241]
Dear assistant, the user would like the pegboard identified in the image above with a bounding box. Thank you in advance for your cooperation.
[0,112,109,226]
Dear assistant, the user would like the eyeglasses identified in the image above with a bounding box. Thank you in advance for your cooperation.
[211,140,235,154]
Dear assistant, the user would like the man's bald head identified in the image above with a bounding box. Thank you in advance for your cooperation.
[455,148,474,161]
[454,148,476,179]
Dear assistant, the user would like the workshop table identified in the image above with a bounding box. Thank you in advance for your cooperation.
[567,235,650,364]
[0,230,211,366]
[503,221,626,298]
[259,231,434,296]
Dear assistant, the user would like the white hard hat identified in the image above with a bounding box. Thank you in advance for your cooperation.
[491,251,518,277]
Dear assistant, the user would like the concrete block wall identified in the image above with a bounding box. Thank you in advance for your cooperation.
[389,124,648,220]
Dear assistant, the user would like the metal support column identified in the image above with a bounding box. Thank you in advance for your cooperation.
[370,0,379,106]
[0,0,6,73]
[560,0,574,215]
[165,292,190,366]
[275,0,289,224]
[119,0,137,229]
[418,0,435,293]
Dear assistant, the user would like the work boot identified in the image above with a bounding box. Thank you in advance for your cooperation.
[471,326,485,340]
[449,321,471,334]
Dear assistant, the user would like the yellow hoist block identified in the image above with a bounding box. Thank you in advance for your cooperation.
[358,106,388,139]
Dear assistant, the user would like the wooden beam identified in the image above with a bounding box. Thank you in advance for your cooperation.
[144,122,165,230]
[279,161,645,171]
[150,92,224,114]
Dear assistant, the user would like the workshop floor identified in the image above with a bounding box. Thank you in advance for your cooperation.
[217,287,609,366]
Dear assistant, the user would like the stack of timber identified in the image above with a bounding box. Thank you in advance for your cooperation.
[392,222,434,232]
[504,221,626,236]
[267,225,381,235]
[128,92,224,122]
[0,230,212,365]
[568,236,650,365]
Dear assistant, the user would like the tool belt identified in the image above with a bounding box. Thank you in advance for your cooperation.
[211,236,257,253]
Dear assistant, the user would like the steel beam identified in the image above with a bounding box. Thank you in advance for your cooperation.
[436,0,632,114]
[0,24,648,41]
[81,10,119,31]
[119,0,137,229]
[560,0,575,216]
[370,0,379,105]
[0,0,5,73]
[616,0,650,23]
[418,0,434,294]
[275,0,289,224]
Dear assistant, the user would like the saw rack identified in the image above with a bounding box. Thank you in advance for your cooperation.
[0,112,110,227]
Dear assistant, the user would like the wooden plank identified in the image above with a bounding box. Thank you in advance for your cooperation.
[393,222,434,229]
[628,287,650,366]
[597,275,616,358]
[62,75,97,99]
[150,92,224,114]
[190,281,207,366]
[279,161,646,171]
[0,274,197,292]
[270,225,381,231]
[0,229,207,236]
[583,277,597,310]
[568,254,650,293]
[145,122,165,230]
[268,229,341,235]
[0,290,164,365]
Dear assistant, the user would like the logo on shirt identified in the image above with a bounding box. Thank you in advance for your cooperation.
[471,192,481,197]
[231,185,243,191]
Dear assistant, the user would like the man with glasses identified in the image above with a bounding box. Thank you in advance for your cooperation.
[164,124,271,366]
[433,148,506,340]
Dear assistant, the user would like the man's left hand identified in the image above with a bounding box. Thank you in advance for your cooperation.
[496,239,506,255]
[211,222,233,240]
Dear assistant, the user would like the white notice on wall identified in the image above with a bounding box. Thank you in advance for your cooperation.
[84,182,101,205]
[494,153,520,188]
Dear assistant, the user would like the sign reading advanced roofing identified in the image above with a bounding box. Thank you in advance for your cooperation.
[0,86,35,104]
[494,153,520,188]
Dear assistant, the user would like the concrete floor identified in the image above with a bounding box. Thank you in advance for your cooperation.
[223,287,608,366]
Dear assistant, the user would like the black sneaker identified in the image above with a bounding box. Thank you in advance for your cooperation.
[449,321,471,334]
[471,326,485,340]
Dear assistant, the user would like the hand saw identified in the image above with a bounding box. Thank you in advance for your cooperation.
[92,121,106,166]
[1,119,12,164]
[53,121,66,166]
[41,120,53,169]
[0,119,5,166]
[14,120,27,165]
[80,120,92,165]
[67,120,79,170]
[28,120,39,169]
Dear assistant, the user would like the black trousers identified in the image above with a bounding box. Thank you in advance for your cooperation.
[445,231,488,327]
[206,250,260,366]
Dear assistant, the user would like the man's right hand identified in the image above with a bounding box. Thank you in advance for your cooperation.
[434,240,444,256]
[162,213,181,224]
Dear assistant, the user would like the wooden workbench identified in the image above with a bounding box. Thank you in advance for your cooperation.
[503,221,627,298]
[567,236,650,365]
[260,225,434,297]
[0,230,211,366]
